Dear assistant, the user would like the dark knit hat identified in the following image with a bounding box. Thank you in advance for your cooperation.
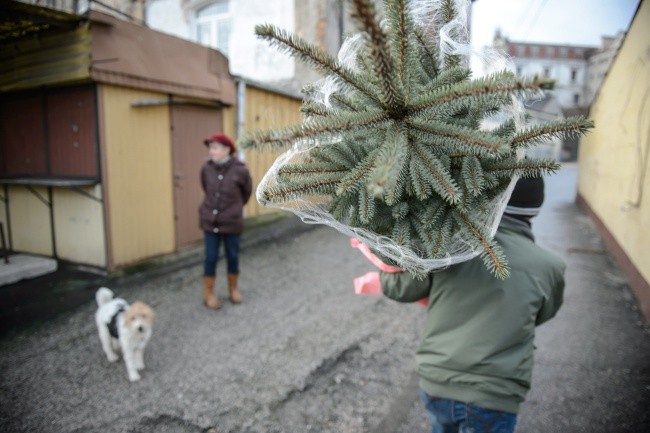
[204,132,236,155]
[504,177,545,217]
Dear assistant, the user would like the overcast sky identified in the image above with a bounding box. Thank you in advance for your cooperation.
[470,0,641,48]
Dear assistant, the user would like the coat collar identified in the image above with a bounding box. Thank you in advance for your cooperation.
[208,156,234,170]
[500,214,535,242]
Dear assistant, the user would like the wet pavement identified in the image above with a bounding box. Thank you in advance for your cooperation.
[0,262,108,337]
[0,213,311,338]
[0,164,649,433]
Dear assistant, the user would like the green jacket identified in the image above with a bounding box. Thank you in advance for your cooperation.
[380,216,565,413]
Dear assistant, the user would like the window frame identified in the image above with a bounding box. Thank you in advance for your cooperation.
[194,1,232,56]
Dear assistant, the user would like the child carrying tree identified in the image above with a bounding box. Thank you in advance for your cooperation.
[242,1,588,431]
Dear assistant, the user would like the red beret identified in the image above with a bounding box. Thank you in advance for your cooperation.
[204,132,236,155]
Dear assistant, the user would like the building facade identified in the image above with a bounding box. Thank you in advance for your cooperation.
[493,30,597,110]
[492,30,626,112]
[491,30,627,161]
[145,0,348,92]
[584,31,625,104]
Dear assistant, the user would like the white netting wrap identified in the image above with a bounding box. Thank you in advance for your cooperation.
[255,0,530,275]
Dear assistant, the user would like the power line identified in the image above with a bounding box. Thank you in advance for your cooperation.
[522,0,549,41]
[513,0,542,36]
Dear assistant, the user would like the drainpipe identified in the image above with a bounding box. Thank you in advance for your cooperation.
[236,79,246,161]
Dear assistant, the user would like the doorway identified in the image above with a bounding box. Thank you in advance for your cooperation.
[170,104,223,249]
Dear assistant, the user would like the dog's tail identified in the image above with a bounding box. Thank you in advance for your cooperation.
[95,287,114,306]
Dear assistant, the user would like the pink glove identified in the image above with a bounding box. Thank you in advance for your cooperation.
[353,271,382,295]
[351,239,428,306]
[350,238,402,272]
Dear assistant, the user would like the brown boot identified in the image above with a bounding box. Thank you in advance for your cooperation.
[228,273,243,304]
[203,276,221,309]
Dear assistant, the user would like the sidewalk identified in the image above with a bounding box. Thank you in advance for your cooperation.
[0,254,58,286]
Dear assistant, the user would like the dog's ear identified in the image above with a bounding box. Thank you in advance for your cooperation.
[128,302,155,323]
[144,305,155,322]
[123,306,135,326]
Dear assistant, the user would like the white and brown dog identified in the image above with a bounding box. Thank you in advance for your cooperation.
[95,287,155,382]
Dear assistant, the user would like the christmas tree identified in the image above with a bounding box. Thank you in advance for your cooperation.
[240,0,592,279]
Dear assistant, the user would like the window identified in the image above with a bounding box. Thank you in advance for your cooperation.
[543,67,550,77]
[571,68,577,82]
[196,1,231,55]
[573,94,580,105]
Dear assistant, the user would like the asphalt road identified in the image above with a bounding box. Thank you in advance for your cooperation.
[0,164,648,433]
[0,218,426,433]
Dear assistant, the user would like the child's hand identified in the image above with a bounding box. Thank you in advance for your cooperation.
[351,239,428,306]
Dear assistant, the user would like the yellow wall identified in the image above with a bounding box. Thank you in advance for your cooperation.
[223,104,237,143]
[100,85,175,268]
[6,186,53,256]
[53,185,106,267]
[240,86,303,218]
[577,0,650,283]
[0,191,6,249]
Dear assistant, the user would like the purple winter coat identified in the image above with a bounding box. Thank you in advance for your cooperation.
[199,157,252,234]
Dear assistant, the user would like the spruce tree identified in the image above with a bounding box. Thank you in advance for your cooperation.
[240,0,592,279]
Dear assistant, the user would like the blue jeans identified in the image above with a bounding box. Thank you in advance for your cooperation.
[203,232,240,276]
[419,390,517,433]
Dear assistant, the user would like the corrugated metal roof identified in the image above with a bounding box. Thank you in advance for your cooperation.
[0,0,84,42]
[0,21,92,92]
